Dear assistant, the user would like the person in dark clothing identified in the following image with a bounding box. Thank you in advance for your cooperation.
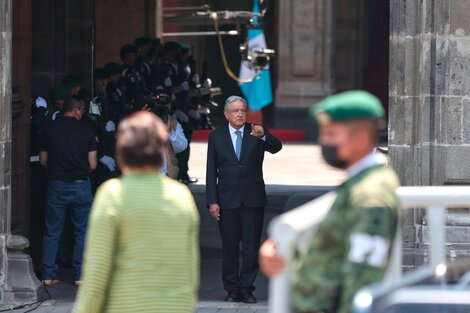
[92,68,119,190]
[40,96,97,287]
[30,96,53,269]
[120,44,148,109]
[49,84,70,120]
[206,95,282,303]
[175,43,200,184]
[133,36,153,88]
[148,37,164,93]
[104,62,128,121]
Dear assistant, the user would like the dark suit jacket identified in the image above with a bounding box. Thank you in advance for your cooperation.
[206,123,282,209]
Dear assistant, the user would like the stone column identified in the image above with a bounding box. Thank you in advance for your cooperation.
[1,0,46,304]
[390,0,470,268]
[0,2,14,299]
[276,0,336,108]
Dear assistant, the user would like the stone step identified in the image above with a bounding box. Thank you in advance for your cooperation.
[191,185,333,302]
[188,184,334,249]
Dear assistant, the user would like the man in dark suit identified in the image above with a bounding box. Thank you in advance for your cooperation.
[206,95,282,303]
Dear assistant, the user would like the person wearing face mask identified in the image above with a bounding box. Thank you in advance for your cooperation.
[259,90,400,313]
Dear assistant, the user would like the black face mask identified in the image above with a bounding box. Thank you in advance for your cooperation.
[321,144,347,169]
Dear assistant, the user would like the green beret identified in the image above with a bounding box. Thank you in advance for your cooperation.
[180,43,192,54]
[93,68,107,80]
[309,90,384,126]
[133,36,152,46]
[62,75,83,88]
[120,44,138,58]
[49,84,70,102]
[104,62,123,76]
[163,40,181,52]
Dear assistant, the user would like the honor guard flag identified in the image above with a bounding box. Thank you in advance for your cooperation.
[239,0,273,111]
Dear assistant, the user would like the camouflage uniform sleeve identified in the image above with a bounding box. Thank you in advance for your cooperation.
[339,174,399,313]
[291,228,343,312]
[340,206,397,312]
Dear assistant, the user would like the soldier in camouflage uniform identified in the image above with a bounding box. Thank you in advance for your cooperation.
[259,90,400,313]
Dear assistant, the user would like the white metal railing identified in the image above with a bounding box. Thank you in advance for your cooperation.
[267,186,470,313]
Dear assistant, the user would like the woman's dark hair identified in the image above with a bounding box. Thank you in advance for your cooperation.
[116,111,168,169]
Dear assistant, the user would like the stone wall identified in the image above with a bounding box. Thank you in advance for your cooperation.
[389,0,470,268]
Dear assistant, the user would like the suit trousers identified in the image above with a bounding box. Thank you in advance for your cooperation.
[218,206,264,292]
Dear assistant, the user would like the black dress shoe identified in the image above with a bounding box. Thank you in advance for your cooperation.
[186,177,198,184]
[179,177,199,185]
[240,290,257,303]
[224,290,241,302]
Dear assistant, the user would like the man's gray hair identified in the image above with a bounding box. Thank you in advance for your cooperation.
[224,95,247,111]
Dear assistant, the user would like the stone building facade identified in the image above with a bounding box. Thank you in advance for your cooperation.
[390,0,470,267]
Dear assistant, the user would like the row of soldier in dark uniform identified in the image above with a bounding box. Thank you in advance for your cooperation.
[32,37,215,189]
[30,37,214,269]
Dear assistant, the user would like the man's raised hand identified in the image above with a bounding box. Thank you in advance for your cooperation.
[250,124,265,138]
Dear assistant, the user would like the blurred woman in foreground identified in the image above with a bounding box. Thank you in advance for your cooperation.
[73,111,200,313]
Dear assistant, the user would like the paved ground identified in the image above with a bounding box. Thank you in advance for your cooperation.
[5,300,268,313]
[8,143,346,312]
